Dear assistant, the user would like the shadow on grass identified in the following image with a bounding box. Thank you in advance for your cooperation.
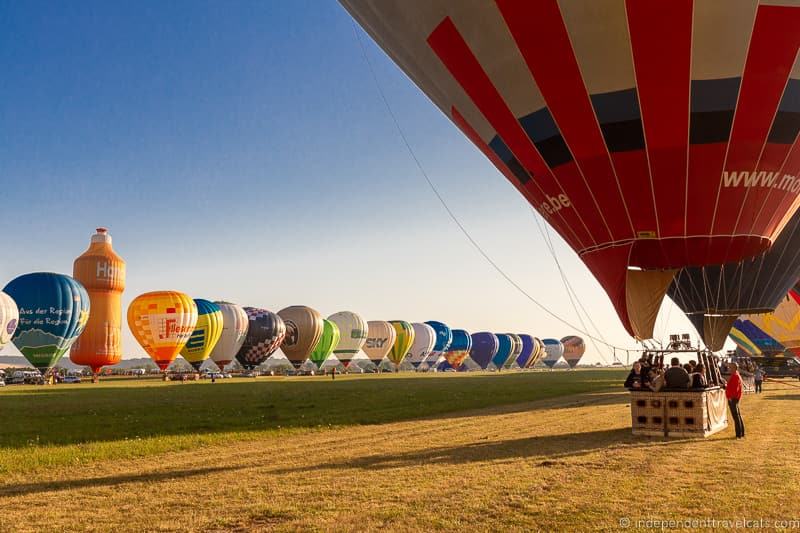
[0,372,627,449]
[271,427,692,475]
[764,394,800,400]
[0,464,248,497]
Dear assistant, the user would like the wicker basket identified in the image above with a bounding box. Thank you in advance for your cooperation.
[630,388,728,438]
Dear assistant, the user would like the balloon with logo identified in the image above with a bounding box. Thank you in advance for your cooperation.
[502,333,524,369]
[0,292,19,352]
[179,299,223,371]
[491,334,514,370]
[363,320,397,365]
[515,334,536,369]
[444,329,472,370]
[406,322,436,369]
[3,273,90,376]
[277,305,324,369]
[561,336,586,368]
[309,319,340,369]
[542,339,565,369]
[342,1,800,343]
[328,311,368,367]
[236,308,286,370]
[470,331,499,370]
[127,291,197,371]
[423,320,453,368]
[387,320,415,368]
[209,302,249,371]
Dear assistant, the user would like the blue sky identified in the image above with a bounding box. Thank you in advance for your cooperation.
[0,1,702,364]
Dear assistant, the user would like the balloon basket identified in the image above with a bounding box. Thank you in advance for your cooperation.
[92,374,99,384]
[630,388,728,438]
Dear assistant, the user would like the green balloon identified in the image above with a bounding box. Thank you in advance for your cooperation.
[309,319,340,369]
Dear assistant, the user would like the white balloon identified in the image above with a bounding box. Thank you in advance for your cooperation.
[0,291,19,350]
[327,311,368,365]
[210,302,248,371]
[406,323,436,368]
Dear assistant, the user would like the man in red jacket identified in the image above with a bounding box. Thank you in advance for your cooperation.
[726,362,744,439]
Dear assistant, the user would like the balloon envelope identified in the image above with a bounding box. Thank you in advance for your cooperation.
[469,331,499,369]
[502,334,523,369]
[542,339,565,368]
[561,336,586,368]
[342,1,800,341]
[424,321,453,366]
[236,307,286,370]
[491,334,514,369]
[515,334,535,368]
[3,273,89,374]
[0,291,19,352]
[127,291,197,371]
[444,329,472,369]
[406,322,436,368]
[388,320,415,366]
[363,320,397,364]
[739,286,800,357]
[180,299,223,371]
[278,306,324,369]
[729,319,785,357]
[527,337,546,368]
[309,319,340,369]
[328,311,368,366]
[209,302,249,371]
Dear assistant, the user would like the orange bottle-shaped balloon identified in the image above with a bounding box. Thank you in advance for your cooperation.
[71,228,126,378]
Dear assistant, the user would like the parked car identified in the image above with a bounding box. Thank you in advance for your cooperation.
[757,356,800,379]
[63,375,81,384]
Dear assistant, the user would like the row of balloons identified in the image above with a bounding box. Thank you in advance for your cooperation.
[0,273,585,376]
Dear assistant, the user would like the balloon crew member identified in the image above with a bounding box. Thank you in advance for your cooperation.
[726,362,745,439]
[753,367,764,394]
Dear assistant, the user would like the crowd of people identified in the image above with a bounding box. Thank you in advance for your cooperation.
[624,357,709,392]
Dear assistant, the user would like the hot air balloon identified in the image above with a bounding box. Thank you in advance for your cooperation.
[515,334,535,369]
[669,209,800,351]
[528,337,546,368]
[236,307,286,370]
[729,319,785,357]
[444,329,472,370]
[277,306,324,369]
[4,273,90,377]
[406,322,436,369]
[388,320,415,368]
[127,291,197,372]
[423,321,453,369]
[180,299,223,371]
[542,339,565,369]
[740,286,800,357]
[502,334,523,369]
[342,1,800,342]
[469,331,499,370]
[491,334,514,370]
[71,228,126,379]
[309,319,340,369]
[328,311,368,367]
[561,336,586,369]
[0,292,19,352]
[209,302,249,372]
[363,320,397,365]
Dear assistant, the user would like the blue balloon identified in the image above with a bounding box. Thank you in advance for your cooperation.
[491,333,514,369]
[423,320,453,367]
[515,334,535,368]
[470,332,499,369]
[3,272,90,374]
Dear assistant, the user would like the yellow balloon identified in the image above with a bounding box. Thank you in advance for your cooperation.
[388,320,415,366]
[127,291,198,371]
[180,299,223,371]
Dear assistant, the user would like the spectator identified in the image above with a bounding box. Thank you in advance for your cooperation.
[648,368,665,392]
[690,363,707,389]
[726,362,745,438]
[664,357,691,389]
[624,362,649,390]
[753,366,764,394]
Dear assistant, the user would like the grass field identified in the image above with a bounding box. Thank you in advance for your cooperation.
[1,370,798,532]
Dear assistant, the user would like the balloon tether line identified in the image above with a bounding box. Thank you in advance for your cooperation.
[351,21,634,353]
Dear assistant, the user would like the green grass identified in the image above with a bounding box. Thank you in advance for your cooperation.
[0,370,622,474]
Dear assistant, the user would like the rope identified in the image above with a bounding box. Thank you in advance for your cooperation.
[351,21,636,353]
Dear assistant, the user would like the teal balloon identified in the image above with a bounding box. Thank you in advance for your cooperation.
[3,272,90,374]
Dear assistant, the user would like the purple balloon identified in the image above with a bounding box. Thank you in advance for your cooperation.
[469,332,499,369]
[515,334,535,368]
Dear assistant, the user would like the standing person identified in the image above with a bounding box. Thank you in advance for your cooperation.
[726,362,745,439]
[754,366,764,393]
